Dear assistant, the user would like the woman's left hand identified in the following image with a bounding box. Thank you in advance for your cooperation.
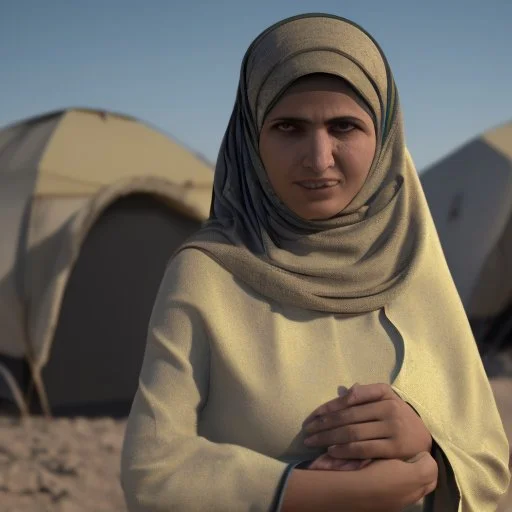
[307,452,373,471]
[303,383,432,461]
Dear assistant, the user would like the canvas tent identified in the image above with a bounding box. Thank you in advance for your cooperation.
[421,121,512,352]
[0,108,213,415]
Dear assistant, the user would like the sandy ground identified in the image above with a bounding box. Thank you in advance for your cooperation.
[0,416,127,512]
[1,354,512,511]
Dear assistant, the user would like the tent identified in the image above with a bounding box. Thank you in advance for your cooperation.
[420,121,512,352]
[0,108,213,415]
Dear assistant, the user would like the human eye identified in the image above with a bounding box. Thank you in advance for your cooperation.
[330,120,356,133]
[274,121,297,132]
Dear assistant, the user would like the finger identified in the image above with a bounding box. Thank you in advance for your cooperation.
[356,458,373,470]
[327,438,395,460]
[309,455,371,472]
[305,420,390,449]
[332,458,373,471]
[304,400,390,435]
[345,382,397,408]
[406,451,439,488]
[405,451,428,463]
[303,391,351,425]
[331,459,363,471]
[304,383,396,427]
[308,454,343,471]
[337,385,349,397]
[308,458,332,470]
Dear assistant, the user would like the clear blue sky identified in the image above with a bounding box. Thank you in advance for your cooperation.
[1,1,511,171]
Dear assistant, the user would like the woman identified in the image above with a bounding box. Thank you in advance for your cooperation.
[121,13,510,511]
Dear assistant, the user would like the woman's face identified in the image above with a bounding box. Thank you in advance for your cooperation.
[259,75,377,220]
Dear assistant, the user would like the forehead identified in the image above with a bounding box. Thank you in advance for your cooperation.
[245,16,388,129]
[284,74,356,95]
[266,74,374,120]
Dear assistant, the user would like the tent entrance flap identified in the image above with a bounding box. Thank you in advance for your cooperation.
[42,194,200,415]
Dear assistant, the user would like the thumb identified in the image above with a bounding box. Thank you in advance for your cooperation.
[405,451,431,464]
[404,451,438,489]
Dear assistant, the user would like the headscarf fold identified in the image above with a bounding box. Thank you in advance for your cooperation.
[179,13,421,314]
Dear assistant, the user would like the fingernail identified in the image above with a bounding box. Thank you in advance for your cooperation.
[304,415,323,432]
[347,383,360,402]
[358,459,373,469]
[336,460,360,471]
[303,413,320,426]
[338,385,348,397]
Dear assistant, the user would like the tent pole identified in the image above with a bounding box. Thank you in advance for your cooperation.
[0,362,29,418]
[21,323,52,418]
[30,365,51,419]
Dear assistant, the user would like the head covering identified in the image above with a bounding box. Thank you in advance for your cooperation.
[177,15,510,508]
[179,13,420,314]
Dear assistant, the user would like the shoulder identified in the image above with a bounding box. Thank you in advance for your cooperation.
[159,248,234,302]
[168,247,224,278]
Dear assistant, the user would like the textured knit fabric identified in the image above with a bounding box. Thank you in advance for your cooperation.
[122,249,404,511]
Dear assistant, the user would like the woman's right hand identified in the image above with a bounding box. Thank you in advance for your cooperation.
[344,452,437,511]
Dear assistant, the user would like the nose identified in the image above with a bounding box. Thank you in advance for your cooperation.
[302,130,335,173]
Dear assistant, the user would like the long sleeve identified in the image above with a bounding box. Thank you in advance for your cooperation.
[391,334,510,511]
[120,257,288,512]
[393,358,510,511]
[385,234,511,512]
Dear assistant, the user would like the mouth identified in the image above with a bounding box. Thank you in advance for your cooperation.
[296,180,341,190]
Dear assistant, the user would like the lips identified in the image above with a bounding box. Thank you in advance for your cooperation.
[296,180,341,189]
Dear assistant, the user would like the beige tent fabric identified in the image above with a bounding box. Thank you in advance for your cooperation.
[34,110,213,199]
[28,177,211,373]
[469,212,512,317]
[483,122,512,161]
[0,114,63,359]
[420,121,512,316]
[0,109,213,374]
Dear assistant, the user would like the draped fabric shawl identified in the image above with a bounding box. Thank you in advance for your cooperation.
[176,13,510,509]
[180,13,414,313]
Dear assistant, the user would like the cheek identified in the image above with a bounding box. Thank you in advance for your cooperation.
[260,140,299,185]
[342,136,376,181]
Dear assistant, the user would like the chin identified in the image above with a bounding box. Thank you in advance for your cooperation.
[301,208,343,221]
[299,202,348,221]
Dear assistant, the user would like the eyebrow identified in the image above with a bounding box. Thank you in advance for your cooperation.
[267,115,362,125]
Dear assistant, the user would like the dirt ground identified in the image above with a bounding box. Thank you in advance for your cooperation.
[0,416,127,512]
[1,353,512,512]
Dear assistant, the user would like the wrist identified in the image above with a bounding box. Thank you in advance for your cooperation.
[280,469,361,512]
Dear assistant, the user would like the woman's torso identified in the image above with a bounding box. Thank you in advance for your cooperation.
[184,249,404,463]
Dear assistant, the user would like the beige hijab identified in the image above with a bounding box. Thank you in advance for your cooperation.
[179,13,420,314]
[178,14,510,508]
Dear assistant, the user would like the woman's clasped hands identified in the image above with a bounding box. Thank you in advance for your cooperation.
[304,383,433,470]
[302,383,437,509]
